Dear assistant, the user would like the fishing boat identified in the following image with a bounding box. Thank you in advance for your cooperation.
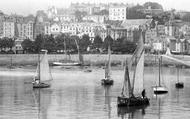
[52,36,83,66]
[153,56,168,94]
[117,32,149,107]
[175,66,184,88]
[33,50,53,88]
[101,45,114,85]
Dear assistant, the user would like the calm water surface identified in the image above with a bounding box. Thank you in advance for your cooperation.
[0,66,190,119]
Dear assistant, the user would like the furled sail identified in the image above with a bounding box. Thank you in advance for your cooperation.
[105,45,111,79]
[39,50,52,83]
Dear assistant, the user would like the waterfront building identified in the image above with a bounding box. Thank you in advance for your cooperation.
[50,23,61,35]
[3,21,15,38]
[17,19,34,40]
[109,6,127,21]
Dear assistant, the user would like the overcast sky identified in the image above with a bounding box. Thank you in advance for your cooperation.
[0,0,190,16]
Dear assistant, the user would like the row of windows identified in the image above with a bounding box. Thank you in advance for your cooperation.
[110,8,125,12]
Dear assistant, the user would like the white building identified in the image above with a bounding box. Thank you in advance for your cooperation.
[3,21,15,38]
[50,23,61,35]
[109,6,127,21]
[44,22,107,41]
[17,20,34,40]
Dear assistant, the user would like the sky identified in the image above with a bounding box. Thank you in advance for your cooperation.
[0,0,190,16]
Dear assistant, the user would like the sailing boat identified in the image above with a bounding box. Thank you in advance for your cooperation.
[33,50,53,88]
[117,32,149,107]
[175,65,184,88]
[153,56,168,94]
[52,37,82,66]
[101,45,114,85]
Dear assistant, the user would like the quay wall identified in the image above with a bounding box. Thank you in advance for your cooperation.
[0,54,190,67]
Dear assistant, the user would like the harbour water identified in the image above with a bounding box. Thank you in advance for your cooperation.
[0,66,190,119]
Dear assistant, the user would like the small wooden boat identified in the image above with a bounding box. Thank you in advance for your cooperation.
[101,78,114,85]
[101,45,113,85]
[175,66,184,88]
[52,61,81,66]
[33,82,50,88]
[117,32,149,107]
[33,50,53,88]
[153,86,168,94]
[84,69,92,72]
[175,82,184,88]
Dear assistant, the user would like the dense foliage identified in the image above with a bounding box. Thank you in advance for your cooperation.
[20,33,137,54]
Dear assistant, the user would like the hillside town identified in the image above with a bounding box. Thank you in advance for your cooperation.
[1,2,190,54]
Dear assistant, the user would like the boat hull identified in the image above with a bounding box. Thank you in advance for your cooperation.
[175,82,184,88]
[117,96,149,107]
[117,104,148,115]
[101,79,114,85]
[153,86,168,94]
[52,62,81,66]
[33,83,50,88]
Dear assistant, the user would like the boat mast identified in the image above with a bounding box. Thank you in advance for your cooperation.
[64,36,68,60]
[177,66,179,83]
[158,56,161,87]
[107,44,111,79]
[38,51,41,82]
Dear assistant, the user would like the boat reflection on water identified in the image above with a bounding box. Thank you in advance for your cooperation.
[32,88,52,119]
[117,105,148,119]
[153,94,167,119]
[104,85,112,119]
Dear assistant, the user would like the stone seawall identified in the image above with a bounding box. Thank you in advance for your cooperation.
[0,54,190,67]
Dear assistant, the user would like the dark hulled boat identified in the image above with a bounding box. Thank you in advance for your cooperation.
[117,32,149,107]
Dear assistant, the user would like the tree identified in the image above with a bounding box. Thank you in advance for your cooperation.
[181,12,190,22]
[74,11,87,22]
[93,35,103,49]
[21,39,34,53]
[94,9,109,15]
[44,35,56,53]
[80,34,91,51]
[34,34,44,53]
[112,39,136,54]
[143,2,163,10]
[7,38,15,50]
[55,33,68,52]
[126,7,146,19]
[103,35,113,49]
